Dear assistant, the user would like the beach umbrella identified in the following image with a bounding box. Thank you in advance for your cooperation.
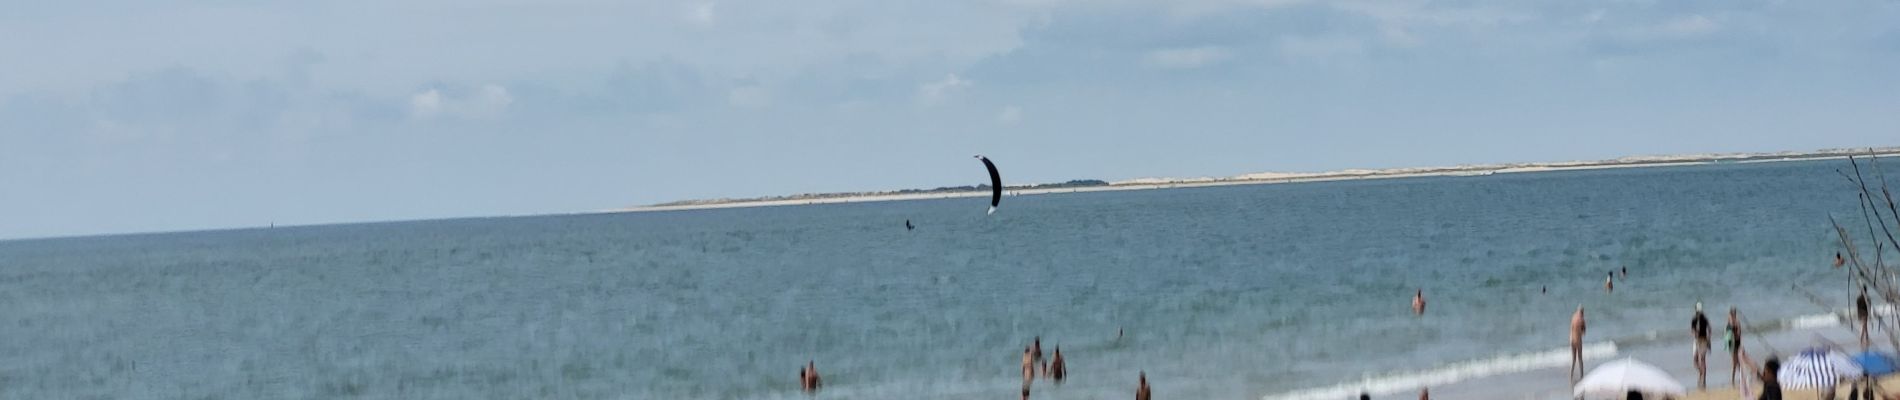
[1573,358,1688,399]
[1852,351,1897,376]
[1778,349,1864,389]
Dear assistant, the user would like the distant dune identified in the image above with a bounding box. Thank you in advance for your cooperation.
[617,147,1900,213]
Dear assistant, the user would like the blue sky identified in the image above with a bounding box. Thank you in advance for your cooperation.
[2,0,1898,239]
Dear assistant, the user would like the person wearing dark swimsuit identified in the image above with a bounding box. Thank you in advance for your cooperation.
[1858,286,1872,348]
[1728,308,1744,386]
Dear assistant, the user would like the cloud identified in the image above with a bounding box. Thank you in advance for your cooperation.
[408,84,513,120]
[1142,46,1231,69]
[684,2,716,26]
[409,89,443,118]
[726,85,770,108]
[1659,15,1719,36]
[1276,35,1364,62]
[997,105,1022,123]
[916,73,973,104]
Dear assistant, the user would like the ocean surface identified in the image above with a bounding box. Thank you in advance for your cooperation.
[0,159,1878,399]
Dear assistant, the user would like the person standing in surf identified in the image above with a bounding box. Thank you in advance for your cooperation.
[1727,307,1745,386]
[1605,272,1615,293]
[1857,286,1872,348]
[1412,289,1426,316]
[1048,347,1065,382]
[1692,302,1712,389]
[800,360,822,392]
[1021,347,1034,398]
[1572,305,1588,382]
[1135,372,1151,400]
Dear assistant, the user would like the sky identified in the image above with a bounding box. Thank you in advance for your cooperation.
[2,0,1899,239]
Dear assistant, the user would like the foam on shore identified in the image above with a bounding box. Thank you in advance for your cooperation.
[1259,342,1617,400]
[1262,310,1859,400]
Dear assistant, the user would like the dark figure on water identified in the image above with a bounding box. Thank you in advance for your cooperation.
[906,219,914,231]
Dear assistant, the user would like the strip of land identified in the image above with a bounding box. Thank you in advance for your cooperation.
[616,147,1900,213]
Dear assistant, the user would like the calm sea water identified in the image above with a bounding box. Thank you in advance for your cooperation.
[0,159,1874,399]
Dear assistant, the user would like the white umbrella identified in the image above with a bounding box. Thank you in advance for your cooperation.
[1573,358,1688,399]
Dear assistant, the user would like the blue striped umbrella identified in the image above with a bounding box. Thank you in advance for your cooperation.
[1778,349,1864,389]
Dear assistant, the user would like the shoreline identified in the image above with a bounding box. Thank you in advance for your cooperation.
[1262,309,1861,400]
[616,147,1900,214]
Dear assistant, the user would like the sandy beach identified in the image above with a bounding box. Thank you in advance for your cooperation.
[1405,318,1889,400]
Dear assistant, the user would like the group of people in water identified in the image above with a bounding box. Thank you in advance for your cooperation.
[801,253,1882,399]
[1019,337,1070,399]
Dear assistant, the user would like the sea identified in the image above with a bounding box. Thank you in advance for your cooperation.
[0,158,1882,399]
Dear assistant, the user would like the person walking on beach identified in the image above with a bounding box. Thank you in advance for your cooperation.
[1572,305,1588,382]
[1136,371,1151,400]
[1413,289,1426,315]
[1692,302,1713,389]
[1727,307,1745,386]
[1858,286,1873,348]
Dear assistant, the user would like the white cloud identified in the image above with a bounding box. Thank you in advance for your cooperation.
[408,84,513,120]
[1142,46,1232,69]
[1277,36,1365,62]
[1660,15,1719,36]
[685,2,716,26]
[997,106,1022,124]
[409,89,443,119]
[727,85,770,108]
[917,73,973,104]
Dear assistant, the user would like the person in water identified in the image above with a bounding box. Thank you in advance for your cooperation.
[1412,289,1426,315]
[1605,272,1615,293]
[1021,347,1034,399]
[1621,265,1629,278]
[1837,252,1848,268]
[1692,302,1712,389]
[1048,347,1066,382]
[1360,392,1371,400]
[1572,305,1588,382]
[1418,387,1429,400]
[1136,371,1151,400]
[800,360,822,392]
[1031,337,1045,375]
[1022,346,1036,381]
[1858,286,1873,348]
[1728,307,1745,386]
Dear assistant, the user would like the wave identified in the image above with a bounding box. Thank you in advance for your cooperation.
[1258,341,1616,400]
[1259,311,1849,400]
